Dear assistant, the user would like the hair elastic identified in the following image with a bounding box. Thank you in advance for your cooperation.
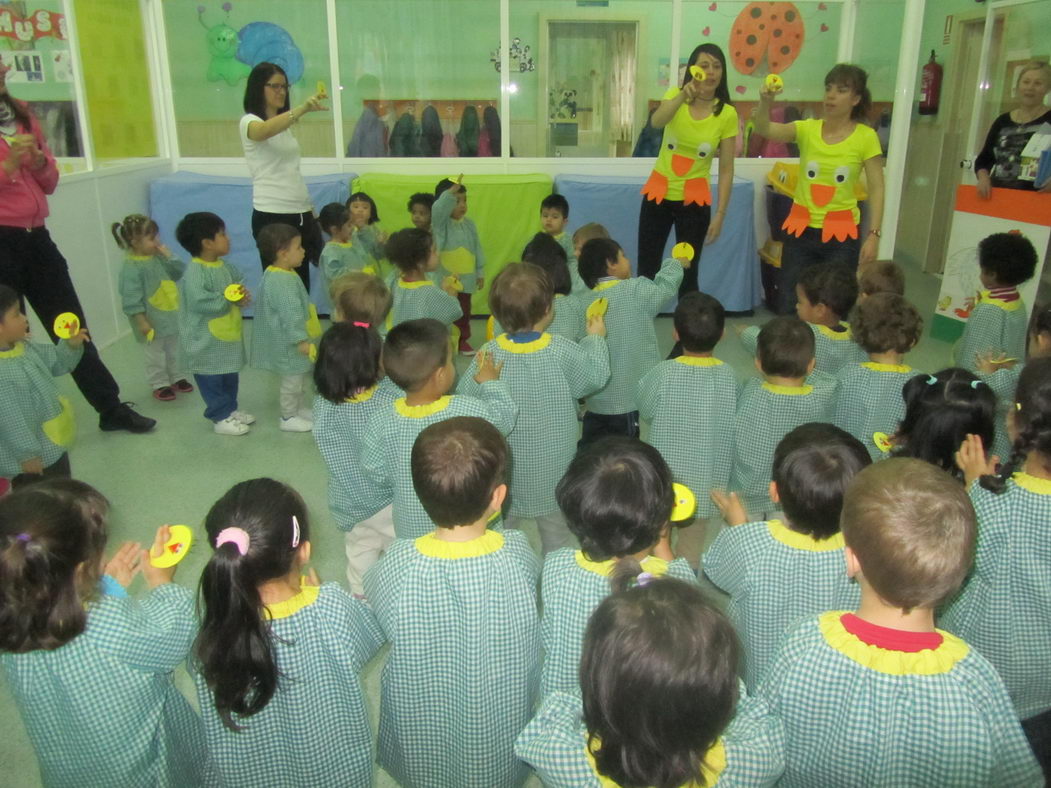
[925,375,938,385]
[635,571,655,588]
[1016,402,1023,411]
[353,321,370,329]
[291,515,301,549]
[970,379,983,389]
[15,533,30,543]
[215,527,250,556]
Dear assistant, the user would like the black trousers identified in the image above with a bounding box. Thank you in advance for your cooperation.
[251,209,324,292]
[579,411,640,448]
[637,197,710,297]
[0,226,121,414]
[778,227,860,314]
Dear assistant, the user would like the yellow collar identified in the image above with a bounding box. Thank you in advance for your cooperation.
[126,254,153,261]
[346,384,379,403]
[331,241,354,248]
[415,530,504,559]
[818,611,968,675]
[574,551,670,577]
[1012,471,1051,495]
[192,257,223,267]
[593,279,621,292]
[263,583,320,620]
[585,733,726,787]
[976,290,1022,311]
[266,265,297,275]
[495,333,552,354]
[861,361,912,374]
[816,323,852,340]
[767,519,845,551]
[395,396,452,418]
[0,341,26,358]
[674,356,723,367]
[398,278,435,289]
[762,382,813,396]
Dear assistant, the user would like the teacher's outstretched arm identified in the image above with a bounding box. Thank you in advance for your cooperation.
[755,82,796,144]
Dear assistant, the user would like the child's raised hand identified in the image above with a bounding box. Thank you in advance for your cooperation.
[141,525,177,588]
[473,348,503,383]
[448,174,464,194]
[975,351,1017,375]
[103,541,142,589]
[710,489,750,527]
[955,433,998,487]
[67,328,90,348]
[237,289,252,307]
[586,312,606,337]
[158,243,174,259]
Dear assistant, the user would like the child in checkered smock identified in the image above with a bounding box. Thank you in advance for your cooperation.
[730,317,837,515]
[318,202,379,291]
[517,570,783,787]
[433,178,485,354]
[459,263,609,553]
[0,479,214,788]
[541,438,697,697]
[944,357,1051,779]
[362,319,517,540]
[192,479,383,788]
[365,417,540,788]
[704,424,868,689]
[755,459,1041,786]
[576,237,687,443]
[833,293,924,460]
[384,227,462,331]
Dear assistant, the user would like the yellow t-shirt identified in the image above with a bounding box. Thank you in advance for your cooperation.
[651,87,739,201]
[792,118,882,228]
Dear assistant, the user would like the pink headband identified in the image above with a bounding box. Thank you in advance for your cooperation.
[215,527,250,555]
[353,321,370,329]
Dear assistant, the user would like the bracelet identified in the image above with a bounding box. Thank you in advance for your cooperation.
[868,229,881,237]
[288,110,299,125]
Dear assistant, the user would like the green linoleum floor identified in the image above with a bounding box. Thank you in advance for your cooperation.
[0,261,954,787]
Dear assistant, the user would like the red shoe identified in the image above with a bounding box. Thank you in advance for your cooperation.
[173,379,194,394]
[153,386,176,402]
[459,340,476,356]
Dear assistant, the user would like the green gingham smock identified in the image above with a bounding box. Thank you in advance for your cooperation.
[118,252,185,342]
[552,232,586,294]
[458,332,609,517]
[387,278,462,331]
[833,362,916,461]
[319,239,378,289]
[249,266,322,376]
[179,258,245,375]
[978,362,1022,461]
[637,356,737,519]
[432,190,485,293]
[364,529,541,788]
[741,322,865,376]
[956,292,1028,375]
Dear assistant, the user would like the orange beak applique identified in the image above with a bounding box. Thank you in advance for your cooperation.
[683,177,712,207]
[782,202,811,237]
[810,182,836,207]
[671,153,695,177]
[820,209,858,243]
[641,171,669,204]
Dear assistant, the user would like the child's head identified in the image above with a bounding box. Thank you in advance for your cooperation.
[673,292,725,353]
[858,260,905,298]
[435,178,467,219]
[896,368,996,478]
[772,423,871,539]
[314,321,383,404]
[0,284,28,346]
[385,228,437,275]
[978,232,1038,289]
[328,271,391,326]
[489,262,553,334]
[175,211,228,259]
[796,262,858,324]
[1028,302,1051,358]
[411,416,508,528]
[572,222,609,258]
[346,191,379,226]
[556,436,674,562]
[407,192,435,229]
[195,478,310,729]
[0,478,108,652]
[318,201,352,241]
[382,318,453,394]
[522,232,571,296]
[256,223,304,268]
[110,213,160,255]
[842,458,975,611]
[756,316,815,379]
[980,357,1051,493]
[581,573,739,788]
[850,293,923,355]
[540,193,569,236]
[578,238,629,288]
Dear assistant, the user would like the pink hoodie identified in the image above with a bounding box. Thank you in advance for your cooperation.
[0,105,59,229]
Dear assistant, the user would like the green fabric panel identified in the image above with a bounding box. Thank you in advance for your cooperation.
[931,312,966,344]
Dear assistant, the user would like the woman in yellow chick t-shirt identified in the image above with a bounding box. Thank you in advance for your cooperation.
[757,63,885,314]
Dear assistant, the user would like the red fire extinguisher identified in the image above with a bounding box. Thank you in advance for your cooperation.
[919,50,942,115]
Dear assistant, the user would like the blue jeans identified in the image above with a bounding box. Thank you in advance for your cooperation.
[778,227,860,314]
[579,411,640,447]
[194,373,239,422]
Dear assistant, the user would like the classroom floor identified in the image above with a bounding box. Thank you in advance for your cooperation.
[0,260,954,787]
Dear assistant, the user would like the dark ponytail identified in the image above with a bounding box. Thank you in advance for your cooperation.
[313,321,383,403]
[980,358,1051,494]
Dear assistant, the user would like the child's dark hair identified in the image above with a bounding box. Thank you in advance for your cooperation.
[243,63,289,117]
[194,478,309,730]
[346,191,380,224]
[978,231,1038,288]
[256,223,300,266]
[556,437,673,563]
[318,202,350,235]
[674,292,724,353]
[895,368,996,478]
[0,283,20,316]
[110,214,159,251]
[798,262,858,321]
[522,233,571,295]
[314,322,383,403]
[859,260,905,296]
[1028,302,1051,355]
[330,272,392,326]
[435,178,467,197]
[175,212,225,258]
[980,357,1051,493]
[757,316,815,378]
[540,193,569,219]
[773,423,871,539]
[851,293,923,354]
[581,572,739,788]
[412,417,507,527]
[825,63,872,122]
[0,479,108,653]
[382,318,449,392]
[407,192,435,212]
[385,228,433,274]
[578,238,623,289]
[489,262,553,333]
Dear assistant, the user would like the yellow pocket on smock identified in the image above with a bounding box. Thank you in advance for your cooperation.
[148,280,179,311]
[440,247,475,275]
[208,306,243,342]
[42,396,75,447]
[305,304,322,338]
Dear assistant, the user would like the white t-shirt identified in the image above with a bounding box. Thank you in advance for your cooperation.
[239,113,312,214]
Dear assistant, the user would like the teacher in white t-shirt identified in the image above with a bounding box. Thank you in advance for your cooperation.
[240,62,326,291]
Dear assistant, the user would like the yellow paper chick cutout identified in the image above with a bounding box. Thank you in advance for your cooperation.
[586,297,608,321]
[145,329,155,343]
[689,65,707,82]
[765,73,784,91]
[671,483,696,521]
[53,312,80,339]
[316,80,328,99]
[150,525,194,569]
[873,432,892,453]
[223,284,245,302]
[443,275,464,293]
[672,242,695,260]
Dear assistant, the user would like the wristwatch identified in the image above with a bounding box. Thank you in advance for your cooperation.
[868,229,882,237]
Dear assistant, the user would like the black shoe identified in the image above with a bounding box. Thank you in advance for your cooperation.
[99,402,156,433]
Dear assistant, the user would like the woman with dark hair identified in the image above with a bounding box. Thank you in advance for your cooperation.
[240,62,327,291]
[757,63,885,313]
[0,60,154,433]
[638,43,739,297]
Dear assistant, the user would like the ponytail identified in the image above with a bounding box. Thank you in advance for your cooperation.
[111,214,159,252]
[313,321,383,403]
[980,358,1051,494]
[608,556,646,594]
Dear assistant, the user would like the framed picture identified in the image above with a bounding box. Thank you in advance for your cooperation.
[1000,55,1049,114]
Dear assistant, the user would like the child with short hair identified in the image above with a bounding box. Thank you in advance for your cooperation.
[192,478,383,787]
[365,417,540,788]
[577,237,687,443]
[572,221,609,260]
[857,259,905,300]
[705,423,869,688]
[250,224,322,433]
[433,178,485,354]
[756,458,1041,785]
[0,284,86,480]
[361,318,517,539]
[637,291,736,566]
[407,191,434,231]
[175,211,253,436]
[111,213,192,401]
[730,316,837,515]
[540,192,576,265]
[541,437,697,697]
[318,202,377,293]
[834,292,924,460]
[0,479,213,786]
[459,262,609,553]
[328,271,392,326]
[384,227,461,330]
[518,573,784,787]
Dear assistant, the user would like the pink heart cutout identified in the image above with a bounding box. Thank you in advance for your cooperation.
[818,1,827,8]
[708,1,716,9]
[702,26,711,36]
[820,23,829,32]
[735,85,747,94]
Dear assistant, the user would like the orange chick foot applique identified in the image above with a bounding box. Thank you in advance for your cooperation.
[683,177,712,207]
[781,202,811,237]
[641,171,669,203]
[820,210,859,243]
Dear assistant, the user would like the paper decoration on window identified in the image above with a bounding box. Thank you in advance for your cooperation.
[0,8,66,42]
[491,37,535,73]
[730,3,806,76]
[197,3,304,85]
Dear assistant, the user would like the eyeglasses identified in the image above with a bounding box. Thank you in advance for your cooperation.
[265,82,289,91]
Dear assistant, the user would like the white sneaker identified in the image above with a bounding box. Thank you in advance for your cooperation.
[296,408,314,423]
[214,416,249,436]
[231,410,256,425]
[280,415,314,433]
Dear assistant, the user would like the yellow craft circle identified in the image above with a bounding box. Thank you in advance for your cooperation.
[316,80,328,99]
[689,65,707,82]
[150,524,194,569]
[224,284,244,302]
[671,483,696,521]
[672,242,695,260]
[308,344,318,363]
[765,73,784,91]
[443,275,464,293]
[145,329,156,343]
[586,297,608,320]
[873,432,892,453]
[53,312,80,339]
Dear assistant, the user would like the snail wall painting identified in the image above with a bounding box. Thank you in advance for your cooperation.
[198,2,304,86]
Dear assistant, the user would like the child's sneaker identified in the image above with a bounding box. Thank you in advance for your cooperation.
[214,416,249,436]
[280,415,314,433]
[459,340,476,356]
[153,386,176,402]
[231,410,256,425]
[297,408,314,423]
[173,379,194,394]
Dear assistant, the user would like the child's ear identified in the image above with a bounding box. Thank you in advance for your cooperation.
[672,327,680,342]
[844,545,861,579]
[768,481,780,504]
[297,540,312,565]
[806,357,816,375]
[753,356,763,374]
[490,483,508,514]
